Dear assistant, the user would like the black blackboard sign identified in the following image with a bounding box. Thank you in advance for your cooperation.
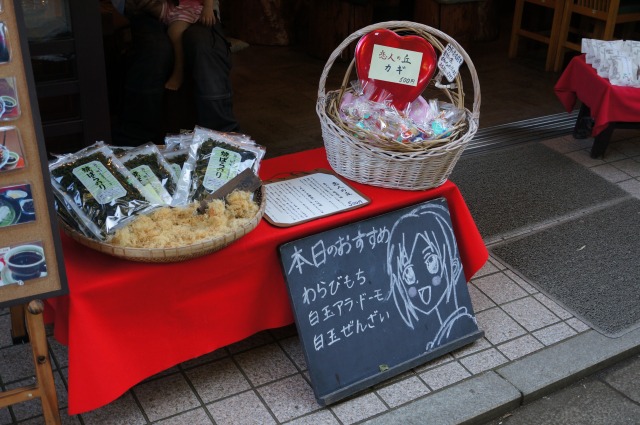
[279,197,484,405]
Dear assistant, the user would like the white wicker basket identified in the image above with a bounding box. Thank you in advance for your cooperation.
[317,21,481,190]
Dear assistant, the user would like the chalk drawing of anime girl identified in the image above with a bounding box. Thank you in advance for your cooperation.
[386,201,478,351]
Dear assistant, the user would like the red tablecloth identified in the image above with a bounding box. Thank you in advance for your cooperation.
[554,54,640,137]
[46,147,488,414]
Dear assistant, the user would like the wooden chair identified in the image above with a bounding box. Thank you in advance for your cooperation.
[553,0,640,72]
[509,0,566,71]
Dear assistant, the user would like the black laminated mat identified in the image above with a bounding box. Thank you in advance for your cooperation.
[491,198,640,337]
[450,142,628,238]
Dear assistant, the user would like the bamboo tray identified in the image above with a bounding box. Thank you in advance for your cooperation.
[60,186,266,263]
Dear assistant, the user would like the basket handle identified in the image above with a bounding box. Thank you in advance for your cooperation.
[317,20,481,122]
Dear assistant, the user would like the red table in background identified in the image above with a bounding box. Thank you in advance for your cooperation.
[554,54,640,158]
[46,147,488,414]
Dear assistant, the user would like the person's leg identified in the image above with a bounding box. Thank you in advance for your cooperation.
[112,13,172,145]
[182,22,239,132]
[165,20,190,91]
[140,0,164,19]
[124,0,163,17]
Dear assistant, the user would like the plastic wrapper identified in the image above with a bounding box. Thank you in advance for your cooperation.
[582,39,640,87]
[415,100,465,139]
[609,55,638,87]
[172,126,265,206]
[162,148,190,181]
[109,145,135,156]
[340,81,465,144]
[164,131,194,151]
[52,187,99,239]
[49,143,156,240]
[119,143,178,205]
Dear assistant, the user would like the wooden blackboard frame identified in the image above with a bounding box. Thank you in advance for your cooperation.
[279,197,484,405]
[0,0,68,308]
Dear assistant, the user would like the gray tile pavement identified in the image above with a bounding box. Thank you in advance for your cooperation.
[1,134,639,424]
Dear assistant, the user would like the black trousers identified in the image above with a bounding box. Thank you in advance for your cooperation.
[113,13,239,146]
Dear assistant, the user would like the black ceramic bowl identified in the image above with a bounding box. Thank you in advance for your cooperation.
[4,244,45,280]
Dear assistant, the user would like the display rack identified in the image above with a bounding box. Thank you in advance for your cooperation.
[0,0,69,423]
[0,0,68,305]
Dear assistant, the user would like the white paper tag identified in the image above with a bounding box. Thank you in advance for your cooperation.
[203,147,241,191]
[437,44,464,83]
[131,164,171,205]
[368,44,423,86]
[73,160,127,205]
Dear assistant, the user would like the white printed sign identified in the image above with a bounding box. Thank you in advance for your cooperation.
[265,172,368,226]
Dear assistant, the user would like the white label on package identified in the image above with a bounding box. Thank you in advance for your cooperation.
[170,163,182,179]
[73,160,127,205]
[368,44,423,86]
[438,44,464,82]
[131,164,171,204]
[203,147,241,191]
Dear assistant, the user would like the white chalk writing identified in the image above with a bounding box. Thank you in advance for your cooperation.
[286,226,390,275]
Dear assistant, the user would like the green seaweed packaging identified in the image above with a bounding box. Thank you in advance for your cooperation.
[172,127,265,206]
[119,143,178,205]
[162,148,189,181]
[49,143,155,240]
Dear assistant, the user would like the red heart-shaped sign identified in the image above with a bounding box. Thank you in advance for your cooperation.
[354,29,437,111]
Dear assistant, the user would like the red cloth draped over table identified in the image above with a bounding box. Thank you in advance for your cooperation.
[554,54,640,137]
[46,147,488,414]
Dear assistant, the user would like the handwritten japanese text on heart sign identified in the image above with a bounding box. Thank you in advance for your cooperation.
[355,29,437,110]
[368,44,423,87]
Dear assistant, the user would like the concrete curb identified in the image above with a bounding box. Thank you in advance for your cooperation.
[363,328,640,425]
[496,328,640,404]
[364,372,521,425]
